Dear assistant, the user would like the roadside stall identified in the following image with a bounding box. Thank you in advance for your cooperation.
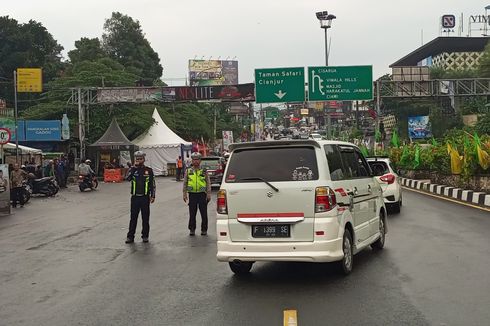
[2,142,43,165]
[88,118,138,182]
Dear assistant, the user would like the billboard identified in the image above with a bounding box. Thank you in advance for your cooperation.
[98,87,175,103]
[25,120,61,141]
[408,116,432,139]
[189,60,238,86]
[0,119,25,141]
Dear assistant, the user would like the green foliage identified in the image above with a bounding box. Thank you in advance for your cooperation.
[460,97,488,115]
[429,107,463,138]
[430,66,478,79]
[474,113,490,135]
[68,38,105,64]
[102,12,162,82]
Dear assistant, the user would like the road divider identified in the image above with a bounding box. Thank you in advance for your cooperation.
[401,177,490,209]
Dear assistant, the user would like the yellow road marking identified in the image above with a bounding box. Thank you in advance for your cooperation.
[283,309,298,326]
[402,186,490,212]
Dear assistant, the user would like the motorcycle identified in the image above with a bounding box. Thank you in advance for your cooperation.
[21,179,31,204]
[27,175,59,197]
[79,174,98,192]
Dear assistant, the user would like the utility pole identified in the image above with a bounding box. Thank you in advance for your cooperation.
[13,71,19,162]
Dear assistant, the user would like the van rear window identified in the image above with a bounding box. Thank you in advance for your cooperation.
[225,147,318,182]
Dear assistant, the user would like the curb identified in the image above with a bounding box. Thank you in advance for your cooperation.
[400,178,490,208]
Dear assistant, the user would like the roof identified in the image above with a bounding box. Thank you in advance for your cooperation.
[90,118,135,147]
[390,37,489,67]
[133,108,191,148]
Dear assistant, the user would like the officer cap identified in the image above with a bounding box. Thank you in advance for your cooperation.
[85,159,91,163]
[134,151,146,158]
[191,152,202,160]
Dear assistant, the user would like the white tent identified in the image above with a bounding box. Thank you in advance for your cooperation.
[3,142,42,154]
[133,108,191,176]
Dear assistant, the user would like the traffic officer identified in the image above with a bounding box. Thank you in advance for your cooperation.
[182,152,211,236]
[125,151,156,244]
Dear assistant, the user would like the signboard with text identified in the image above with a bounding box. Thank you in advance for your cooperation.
[17,68,42,93]
[25,120,61,141]
[189,60,238,86]
[255,67,305,103]
[308,65,373,101]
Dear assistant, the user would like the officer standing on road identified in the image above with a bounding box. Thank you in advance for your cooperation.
[125,151,156,244]
[183,152,211,236]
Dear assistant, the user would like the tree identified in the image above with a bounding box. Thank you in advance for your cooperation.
[102,12,163,82]
[68,37,105,64]
[0,16,63,82]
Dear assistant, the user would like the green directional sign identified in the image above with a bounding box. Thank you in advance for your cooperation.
[255,67,305,103]
[308,65,373,101]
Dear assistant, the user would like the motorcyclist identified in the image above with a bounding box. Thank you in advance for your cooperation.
[79,159,95,178]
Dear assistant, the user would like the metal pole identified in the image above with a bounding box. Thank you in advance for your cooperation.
[78,88,85,160]
[324,28,329,66]
[213,105,217,143]
[375,80,381,155]
[13,71,19,163]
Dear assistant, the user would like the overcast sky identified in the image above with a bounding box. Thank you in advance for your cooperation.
[3,0,488,84]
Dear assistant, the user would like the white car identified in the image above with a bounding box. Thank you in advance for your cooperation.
[309,133,323,140]
[216,140,387,276]
[366,157,402,213]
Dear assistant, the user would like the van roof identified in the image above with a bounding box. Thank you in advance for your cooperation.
[228,140,356,151]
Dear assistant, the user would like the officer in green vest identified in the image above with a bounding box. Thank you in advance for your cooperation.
[125,151,156,244]
[183,152,211,236]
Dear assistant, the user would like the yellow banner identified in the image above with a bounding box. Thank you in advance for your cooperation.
[447,143,462,174]
[17,68,42,93]
[477,145,490,170]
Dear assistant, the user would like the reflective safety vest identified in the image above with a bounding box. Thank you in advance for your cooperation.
[177,159,183,168]
[186,169,207,193]
[131,171,151,196]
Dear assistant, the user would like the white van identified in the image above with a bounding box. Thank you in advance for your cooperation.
[216,140,387,275]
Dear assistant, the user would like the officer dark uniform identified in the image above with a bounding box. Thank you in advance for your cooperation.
[183,152,211,236]
[125,151,156,244]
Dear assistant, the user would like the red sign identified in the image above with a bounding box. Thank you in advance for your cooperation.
[0,128,11,145]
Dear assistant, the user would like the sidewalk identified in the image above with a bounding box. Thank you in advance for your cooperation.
[400,177,490,208]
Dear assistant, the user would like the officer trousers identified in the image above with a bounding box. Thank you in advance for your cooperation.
[188,192,208,232]
[127,195,150,239]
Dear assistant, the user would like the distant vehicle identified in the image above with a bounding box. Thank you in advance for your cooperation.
[200,156,225,188]
[309,133,323,140]
[217,140,387,275]
[366,157,402,213]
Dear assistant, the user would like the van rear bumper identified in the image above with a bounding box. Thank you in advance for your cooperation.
[216,238,343,263]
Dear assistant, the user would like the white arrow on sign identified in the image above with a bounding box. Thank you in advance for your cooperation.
[274,90,287,99]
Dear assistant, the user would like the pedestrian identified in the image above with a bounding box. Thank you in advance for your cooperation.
[10,163,28,208]
[182,152,211,236]
[53,158,65,188]
[176,156,183,181]
[125,151,156,244]
[44,160,54,177]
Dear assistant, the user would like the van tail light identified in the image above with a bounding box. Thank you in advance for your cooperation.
[217,190,228,214]
[379,174,395,184]
[315,187,337,213]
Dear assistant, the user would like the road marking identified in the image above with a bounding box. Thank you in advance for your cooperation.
[402,186,490,212]
[283,309,298,326]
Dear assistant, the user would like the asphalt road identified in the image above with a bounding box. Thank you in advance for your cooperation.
[0,178,489,326]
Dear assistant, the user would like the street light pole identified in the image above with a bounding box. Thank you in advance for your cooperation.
[316,11,336,139]
[324,27,328,66]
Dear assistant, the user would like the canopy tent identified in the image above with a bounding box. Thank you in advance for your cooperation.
[2,142,43,165]
[89,118,138,174]
[133,108,191,176]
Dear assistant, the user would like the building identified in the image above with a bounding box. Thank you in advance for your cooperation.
[391,36,489,73]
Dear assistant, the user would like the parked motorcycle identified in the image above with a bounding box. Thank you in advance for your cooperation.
[21,179,31,203]
[79,175,98,192]
[27,175,59,197]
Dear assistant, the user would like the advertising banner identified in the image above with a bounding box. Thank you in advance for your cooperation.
[17,68,42,93]
[25,120,61,141]
[408,116,432,139]
[174,83,254,102]
[189,60,238,86]
[222,131,233,151]
[97,88,176,103]
[0,164,10,215]
[0,119,25,141]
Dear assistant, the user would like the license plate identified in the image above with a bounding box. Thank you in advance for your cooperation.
[252,225,290,238]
